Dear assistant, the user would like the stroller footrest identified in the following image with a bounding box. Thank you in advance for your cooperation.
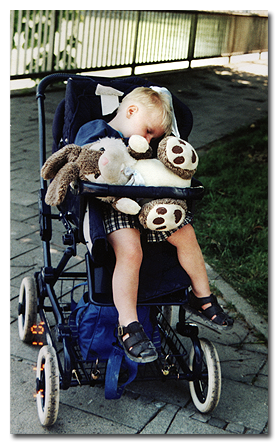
[176,322,199,337]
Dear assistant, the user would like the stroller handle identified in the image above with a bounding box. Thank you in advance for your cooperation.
[77,178,204,201]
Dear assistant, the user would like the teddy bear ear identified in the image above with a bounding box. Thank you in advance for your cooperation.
[41,144,82,180]
[45,162,80,206]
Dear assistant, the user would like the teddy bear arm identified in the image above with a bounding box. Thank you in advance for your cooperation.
[157,137,198,180]
[127,145,153,160]
[112,197,141,215]
[45,162,80,206]
[99,196,141,215]
[128,134,153,160]
[41,144,82,180]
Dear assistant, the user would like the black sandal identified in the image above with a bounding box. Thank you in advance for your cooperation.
[118,321,158,363]
[186,291,234,331]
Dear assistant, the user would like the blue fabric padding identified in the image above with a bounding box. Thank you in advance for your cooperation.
[138,239,192,300]
[88,238,191,304]
[74,119,126,146]
[83,198,108,266]
[52,98,65,152]
[51,75,193,152]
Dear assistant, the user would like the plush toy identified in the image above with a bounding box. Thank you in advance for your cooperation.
[41,135,198,232]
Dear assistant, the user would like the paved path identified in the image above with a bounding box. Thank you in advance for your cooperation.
[10,59,268,435]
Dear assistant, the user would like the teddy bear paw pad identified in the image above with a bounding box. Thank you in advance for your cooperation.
[166,138,198,171]
[145,203,187,231]
[115,198,141,215]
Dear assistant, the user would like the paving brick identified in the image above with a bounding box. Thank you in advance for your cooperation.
[245,427,264,434]
[167,409,229,434]
[208,417,227,429]
[58,385,161,431]
[128,379,191,407]
[10,239,39,260]
[10,189,38,207]
[10,203,38,222]
[191,411,211,423]
[216,345,268,385]
[10,358,137,435]
[225,422,245,434]
[140,403,179,434]
[215,378,268,432]
[11,220,39,240]
[11,177,40,194]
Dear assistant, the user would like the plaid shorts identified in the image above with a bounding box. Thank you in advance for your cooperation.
[102,204,193,242]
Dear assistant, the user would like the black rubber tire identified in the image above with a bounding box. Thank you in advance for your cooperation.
[18,276,38,342]
[189,338,221,413]
[36,345,60,426]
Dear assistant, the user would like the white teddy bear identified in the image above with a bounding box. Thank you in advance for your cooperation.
[41,135,198,232]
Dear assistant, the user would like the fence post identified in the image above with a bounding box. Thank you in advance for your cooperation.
[228,14,237,62]
[131,10,141,75]
[187,12,198,68]
[48,10,59,72]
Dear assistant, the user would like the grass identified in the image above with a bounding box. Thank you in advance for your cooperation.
[193,117,268,319]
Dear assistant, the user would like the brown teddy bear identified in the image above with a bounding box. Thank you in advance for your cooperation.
[41,135,198,232]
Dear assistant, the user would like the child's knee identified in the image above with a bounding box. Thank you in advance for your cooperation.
[109,229,143,266]
[122,242,143,266]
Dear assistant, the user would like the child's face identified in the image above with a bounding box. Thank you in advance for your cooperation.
[123,104,165,143]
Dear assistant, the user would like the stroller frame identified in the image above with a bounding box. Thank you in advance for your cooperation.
[18,73,221,427]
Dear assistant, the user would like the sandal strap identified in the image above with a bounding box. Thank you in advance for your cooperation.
[189,291,233,327]
[189,293,217,310]
[118,322,149,349]
[118,321,156,360]
[201,304,226,319]
[118,321,146,338]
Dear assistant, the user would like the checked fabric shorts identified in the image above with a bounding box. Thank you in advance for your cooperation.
[101,204,193,242]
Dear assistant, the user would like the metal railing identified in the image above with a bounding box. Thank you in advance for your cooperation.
[10,10,268,79]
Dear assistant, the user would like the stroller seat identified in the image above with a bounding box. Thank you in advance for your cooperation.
[49,74,202,306]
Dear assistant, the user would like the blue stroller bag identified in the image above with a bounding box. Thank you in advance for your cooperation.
[70,297,160,399]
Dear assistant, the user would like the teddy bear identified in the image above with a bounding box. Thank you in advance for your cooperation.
[41,135,198,232]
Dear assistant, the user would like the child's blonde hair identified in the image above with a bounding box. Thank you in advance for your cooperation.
[121,87,173,136]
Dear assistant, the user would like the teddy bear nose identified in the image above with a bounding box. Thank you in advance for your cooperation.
[101,156,109,166]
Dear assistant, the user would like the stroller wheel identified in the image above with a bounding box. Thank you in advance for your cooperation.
[189,338,221,413]
[36,345,60,426]
[18,276,38,342]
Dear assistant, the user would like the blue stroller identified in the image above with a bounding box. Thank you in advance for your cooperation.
[18,73,222,427]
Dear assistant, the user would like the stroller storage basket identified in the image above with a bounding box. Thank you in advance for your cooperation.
[36,275,205,388]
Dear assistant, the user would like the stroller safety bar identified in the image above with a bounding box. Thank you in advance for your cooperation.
[77,180,205,200]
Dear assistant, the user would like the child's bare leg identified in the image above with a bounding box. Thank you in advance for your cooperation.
[167,223,233,327]
[108,227,158,362]
[167,223,210,299]
[107,228,142,326]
